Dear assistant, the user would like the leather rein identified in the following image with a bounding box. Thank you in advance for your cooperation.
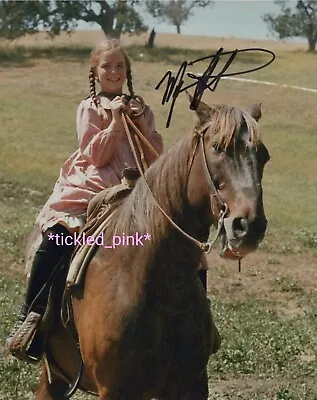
[121,110,228,254]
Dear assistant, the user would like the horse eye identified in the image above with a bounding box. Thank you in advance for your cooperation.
[211,145,225,156]
[218,182,225,190]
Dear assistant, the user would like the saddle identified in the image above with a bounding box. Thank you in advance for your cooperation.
[9,168,140,363]
[66,168,140,290]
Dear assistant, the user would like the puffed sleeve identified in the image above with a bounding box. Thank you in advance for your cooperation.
[76,100,121,168]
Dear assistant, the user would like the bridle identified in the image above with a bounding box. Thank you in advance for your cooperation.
[121,111,229,254]
[191,126,229,251]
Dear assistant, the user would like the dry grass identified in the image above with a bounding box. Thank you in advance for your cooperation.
[9,30,308,53]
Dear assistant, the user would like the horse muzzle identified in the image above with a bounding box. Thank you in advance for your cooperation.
[220,215,267,260]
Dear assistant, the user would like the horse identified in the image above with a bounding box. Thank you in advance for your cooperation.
[33,98,270,400]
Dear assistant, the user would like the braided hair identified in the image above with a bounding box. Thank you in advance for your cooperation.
[124,54,135,99]
[89,68,107,120]
[89,39,135,120]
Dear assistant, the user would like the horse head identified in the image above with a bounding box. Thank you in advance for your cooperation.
[187,96,270,260]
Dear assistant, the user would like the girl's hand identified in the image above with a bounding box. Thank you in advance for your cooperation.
[128,96,145,120]
[109,96,128,122]
[129,99,143,115]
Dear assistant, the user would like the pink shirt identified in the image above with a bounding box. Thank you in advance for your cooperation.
[36,96,163,232]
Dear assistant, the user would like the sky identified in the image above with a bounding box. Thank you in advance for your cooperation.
[79,1,300,41]
[138,0,282,40]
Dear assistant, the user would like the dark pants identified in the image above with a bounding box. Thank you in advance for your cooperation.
[25,224,74,312]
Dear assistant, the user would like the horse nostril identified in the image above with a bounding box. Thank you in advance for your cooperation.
[232,217,249,239]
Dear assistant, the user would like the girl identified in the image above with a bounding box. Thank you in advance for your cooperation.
[6,39,163,357]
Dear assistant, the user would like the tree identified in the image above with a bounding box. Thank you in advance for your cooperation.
[54,0,148,38]
[263,0,317,52]
[0,0,148,40]
[146,27,156,48]
[145,0,213,34]
[0,0,54,40]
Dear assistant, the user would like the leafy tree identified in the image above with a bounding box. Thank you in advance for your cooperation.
[0,0,53,40]
[54,0,148,38]
[145,0,213,34]
[0,0,148,40]
[263,0,317,52]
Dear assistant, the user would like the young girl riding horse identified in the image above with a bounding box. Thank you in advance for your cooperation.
[6,39,164,356]
[6,38,210,359]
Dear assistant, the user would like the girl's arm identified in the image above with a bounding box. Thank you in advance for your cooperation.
[77,100,123,168]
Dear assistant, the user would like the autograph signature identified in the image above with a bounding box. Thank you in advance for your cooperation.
[155,47,275,128]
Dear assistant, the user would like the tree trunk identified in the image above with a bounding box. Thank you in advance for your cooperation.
[307,36,317,52]
[176,24,181,34]
[100,24,120,39]
[146,28,156,48]
[108,29,121,39]
[98,11,119,39]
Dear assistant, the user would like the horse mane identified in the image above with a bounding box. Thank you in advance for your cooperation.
[110,104,260,252]
[113,133,194,244]
[196,105,261,151]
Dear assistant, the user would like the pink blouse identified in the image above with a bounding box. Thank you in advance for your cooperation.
[36,96,163,232]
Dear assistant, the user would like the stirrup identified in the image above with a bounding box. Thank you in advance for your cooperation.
[6,311,42,363]
[5,304,28,348]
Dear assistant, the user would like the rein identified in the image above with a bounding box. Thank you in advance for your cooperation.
[121,112,228,254]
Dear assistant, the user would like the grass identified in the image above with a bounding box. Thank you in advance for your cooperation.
[210,300,316,377]
[0,31,317,399]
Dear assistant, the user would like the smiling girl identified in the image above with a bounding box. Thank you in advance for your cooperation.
[6,39,163,358]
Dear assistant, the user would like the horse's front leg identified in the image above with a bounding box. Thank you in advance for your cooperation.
[35,362,70,400]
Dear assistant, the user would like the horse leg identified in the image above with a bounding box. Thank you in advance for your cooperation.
[180,370,209,400]
[35,362,70,400]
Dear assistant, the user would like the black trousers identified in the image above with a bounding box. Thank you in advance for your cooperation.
[25,224,74,311]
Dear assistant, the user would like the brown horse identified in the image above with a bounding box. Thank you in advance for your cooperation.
[34,99,270,400]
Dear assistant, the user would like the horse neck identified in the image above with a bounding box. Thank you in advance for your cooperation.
[115,135,212,269]
[134,135,210,236]
[109,135,213,305]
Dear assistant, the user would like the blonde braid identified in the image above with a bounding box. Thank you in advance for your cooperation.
[124,54,135,98]
[89,69,108,120]
[124,54,146,119]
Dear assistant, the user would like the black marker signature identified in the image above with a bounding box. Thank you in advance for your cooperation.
[155,47,275,128]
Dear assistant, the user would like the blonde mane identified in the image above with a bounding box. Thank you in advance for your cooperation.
[197,104,261,151]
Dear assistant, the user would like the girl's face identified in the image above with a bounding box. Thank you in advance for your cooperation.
[95,49,127,94]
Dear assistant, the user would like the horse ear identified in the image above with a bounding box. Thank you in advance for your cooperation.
[185,90,213,124]
[246,103,262,121]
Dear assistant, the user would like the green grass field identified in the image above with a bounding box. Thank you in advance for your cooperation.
[0,32,317,399]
